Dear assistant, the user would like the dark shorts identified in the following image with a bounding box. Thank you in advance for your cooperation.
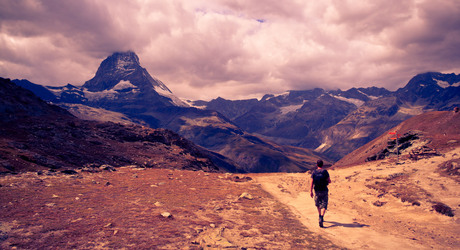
[314,191,328,209]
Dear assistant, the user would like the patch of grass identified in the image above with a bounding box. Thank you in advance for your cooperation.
[437,159,460,182]
[432,202,454,217]
[366,173,428,206]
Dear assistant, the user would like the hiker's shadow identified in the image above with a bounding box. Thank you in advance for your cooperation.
[324,220,369,229]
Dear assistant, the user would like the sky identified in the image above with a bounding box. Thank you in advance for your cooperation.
[1,0,460,101]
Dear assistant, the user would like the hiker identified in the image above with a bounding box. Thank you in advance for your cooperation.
[310,159,331,228]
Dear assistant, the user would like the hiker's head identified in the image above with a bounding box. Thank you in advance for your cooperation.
[317,159,323,168]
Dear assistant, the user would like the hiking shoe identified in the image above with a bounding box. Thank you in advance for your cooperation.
[319,216,324,228]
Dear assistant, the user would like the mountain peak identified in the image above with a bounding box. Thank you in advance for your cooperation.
[110,51,141,72]
[82,51,171,93]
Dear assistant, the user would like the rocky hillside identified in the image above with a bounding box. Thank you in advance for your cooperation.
[0,77,237,174]
[335,109,460,167]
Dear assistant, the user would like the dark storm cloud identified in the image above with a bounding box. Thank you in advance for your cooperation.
[0,0,459,100]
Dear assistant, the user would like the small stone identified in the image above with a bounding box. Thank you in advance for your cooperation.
[61,169,78,175]
[161,212,172,218]
[210,223,216,228]
[52,194,59,198]
[101,165,116,171]
[71,218,83,223]
[154,202,163,207]
[239,192,254,200]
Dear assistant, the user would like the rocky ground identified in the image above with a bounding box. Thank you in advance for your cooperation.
[0,167,338,249]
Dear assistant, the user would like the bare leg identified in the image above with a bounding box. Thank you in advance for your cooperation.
[320,208,326,217]
[317,207,326,227]
[316,207,327,216]
[317,207,322,215]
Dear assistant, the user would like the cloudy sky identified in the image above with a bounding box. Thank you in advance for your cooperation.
[1,0,459,100]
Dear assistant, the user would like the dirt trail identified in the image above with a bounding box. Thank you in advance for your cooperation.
[255,174,426,249]
[253,148,460,249]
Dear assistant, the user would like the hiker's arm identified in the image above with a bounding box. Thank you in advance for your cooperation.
[310,178,314,197]
[328,177,331,184]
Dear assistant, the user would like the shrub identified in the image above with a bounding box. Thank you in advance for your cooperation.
[432,202,454,217]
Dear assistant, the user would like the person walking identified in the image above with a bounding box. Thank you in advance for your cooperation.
[310,159,331,228]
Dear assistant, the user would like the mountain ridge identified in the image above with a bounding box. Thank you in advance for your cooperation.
[11,51,459,167]
[190,72,459,160]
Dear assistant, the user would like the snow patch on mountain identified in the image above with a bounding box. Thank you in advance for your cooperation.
[113,80,137,90]
[48,85,86,100]
[279,102,304,114]
[436,79,450,88]
[184,100,206,109]
[331,95,365,107]
[435,79,460,88]
[357,90,380,100]
[268,92,289,100]
[83,89,118,101]
[154,86,189,107]
[315,142,330,152]
[397,104,427,115]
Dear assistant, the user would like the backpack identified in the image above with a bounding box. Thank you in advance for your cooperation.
[312,169,329,191]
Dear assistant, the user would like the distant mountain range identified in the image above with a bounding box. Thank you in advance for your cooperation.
[12,51,460,168]
[189,72,460,160]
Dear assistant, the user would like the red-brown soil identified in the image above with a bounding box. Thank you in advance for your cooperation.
[0,167,339,249]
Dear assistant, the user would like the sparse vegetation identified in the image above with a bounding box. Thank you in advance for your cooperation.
[365,173,428,206]
[437,159,460,182]
[432,202,454,217]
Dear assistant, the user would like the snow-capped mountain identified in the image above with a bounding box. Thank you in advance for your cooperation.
[83,51,165,91]
[191,72,459,160]
[396,72,460,109]
[31,51,187,107]
[83,51,186,106]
